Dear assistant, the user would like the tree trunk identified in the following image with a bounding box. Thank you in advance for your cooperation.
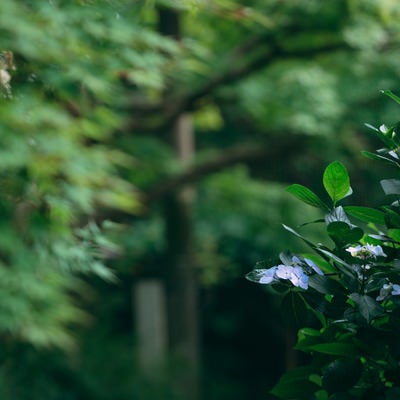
[157,7,200,398]
[163,113,200,400]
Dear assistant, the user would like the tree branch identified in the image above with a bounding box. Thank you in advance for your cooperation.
[144,144,269,203]
[144,133,310,204]
[95,133,311,223]
[125,31,349,133]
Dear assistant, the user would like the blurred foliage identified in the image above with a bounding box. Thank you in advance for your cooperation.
[196,166,324,285]
[1,0,400,400]
[0,0,179,348]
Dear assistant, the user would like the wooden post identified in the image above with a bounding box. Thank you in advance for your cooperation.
[134,279,167,373]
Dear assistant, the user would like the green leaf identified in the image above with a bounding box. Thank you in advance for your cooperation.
[308,274,346,296]
[296,328,323,351]
[270,366,320,400]
[329,393,358,400]
[317,248,354,278]
[302,254,337,274]
[301,342,359,356]
[381,89,400,105]
[383,206,400,229]
[314,390,329,400]
[364,123,379,132]
[349,293,383,323]
[286,184,329,210]
[323,161,351,205]
[282,225,343,266]
[281,291,308,330]
[327,221,363,246]
[344,206,385,225]
[381,179,400,195]
[365,112,400,149]
[388,228,400,243]
[361,151,400,167]
[325,206,351,224]
[322,357,362,394]
[282,224,320,251]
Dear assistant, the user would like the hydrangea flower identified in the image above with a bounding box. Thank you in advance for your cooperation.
[303,257,323,276]
[257,267,277,284]
[276,265,294,280]
[246,255,323,290]
[376,282,400,301]
[289,266,309,290]
[392,284,400,296]
[346,244,387,260]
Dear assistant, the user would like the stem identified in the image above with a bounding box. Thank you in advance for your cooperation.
[360,262,368,294]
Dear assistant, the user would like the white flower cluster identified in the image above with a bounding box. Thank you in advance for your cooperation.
[346,244,386,260]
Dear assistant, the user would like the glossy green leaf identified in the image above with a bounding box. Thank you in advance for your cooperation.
[296,328,323,351]
[301,254,337,274]
[365,112,399,148]
[317,248,354,278]
[381,89,400,105]
[322,357,362,394]
[327,221,363,246]
[361,151,400,167]
[314,390,329,400]
[383,206,400,228]
[325,206,351,224]
[364,123,379,132]
[286,184,329,210]
[323,161,351,205]
[388,228,400,243]
[344,206,385,225]
[308,274,346,296]
[302,342,359,356]
[270,366,320,400]
[349,293,384,323]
